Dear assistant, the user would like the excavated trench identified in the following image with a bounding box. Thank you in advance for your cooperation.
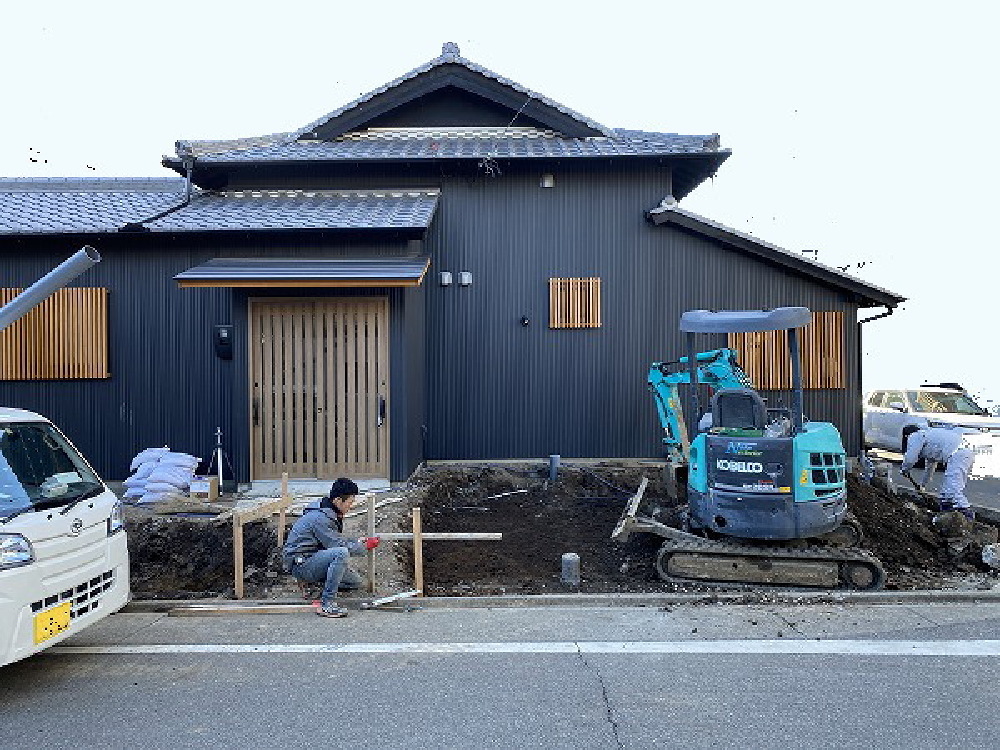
[125,464,1000,599]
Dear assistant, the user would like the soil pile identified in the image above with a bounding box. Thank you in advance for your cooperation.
[122,462,1000,598]
[126,512,279,599]
[405,464,672,596]
[406,463,1000,594]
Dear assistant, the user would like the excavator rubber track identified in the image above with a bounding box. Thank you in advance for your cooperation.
[612,481,885,590]
[654,534,886,590]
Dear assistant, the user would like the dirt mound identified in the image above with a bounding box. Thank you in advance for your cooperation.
[126,512,278,599]
[121,462,1000,598]
[405,464,671,595]
[404,464,1000,594]
[847,474,998,588]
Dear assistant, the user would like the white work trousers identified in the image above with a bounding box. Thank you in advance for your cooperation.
[931,448,975,510]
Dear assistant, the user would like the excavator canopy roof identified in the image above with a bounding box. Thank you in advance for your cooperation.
[680,307,811,334]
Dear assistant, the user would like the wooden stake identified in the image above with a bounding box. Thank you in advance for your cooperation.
[412,507,423,597]
[277,473,289,548]
[233,509,245,600]
[366,494,376,593]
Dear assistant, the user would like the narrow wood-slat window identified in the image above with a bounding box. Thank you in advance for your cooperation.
[727,311,843,389]
[0,288,109,380]
[549,277,601,328]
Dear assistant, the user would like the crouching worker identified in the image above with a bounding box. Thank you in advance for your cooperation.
[901,426,976,520]
[282,478,380,618]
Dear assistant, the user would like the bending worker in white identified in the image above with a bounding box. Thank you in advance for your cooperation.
[900,426,976,520]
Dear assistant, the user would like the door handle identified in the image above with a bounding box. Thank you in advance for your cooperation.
[377,395,386,427]
[253,395,260,427]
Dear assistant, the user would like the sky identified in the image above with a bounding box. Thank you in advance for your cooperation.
[3,1,998,409]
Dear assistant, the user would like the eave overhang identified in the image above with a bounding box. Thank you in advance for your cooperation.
[174,257,431,288]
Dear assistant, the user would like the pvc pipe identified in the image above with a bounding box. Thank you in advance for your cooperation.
[0,246,100,332]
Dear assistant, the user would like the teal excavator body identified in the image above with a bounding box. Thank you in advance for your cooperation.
[648,307,847,541]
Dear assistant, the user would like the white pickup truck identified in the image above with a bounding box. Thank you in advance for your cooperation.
[862,385,1000,478]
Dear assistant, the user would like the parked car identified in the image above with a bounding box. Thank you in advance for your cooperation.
[862,384,1000,453]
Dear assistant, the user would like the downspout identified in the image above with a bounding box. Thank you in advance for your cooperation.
[118,148,197,232]
[181,152,196,206]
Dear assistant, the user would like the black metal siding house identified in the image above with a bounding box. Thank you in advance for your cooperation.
[0,44,905,483]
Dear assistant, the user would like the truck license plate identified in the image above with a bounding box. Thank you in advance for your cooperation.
[33,601,72,645]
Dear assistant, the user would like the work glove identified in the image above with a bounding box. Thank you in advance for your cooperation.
[361,536,381,551]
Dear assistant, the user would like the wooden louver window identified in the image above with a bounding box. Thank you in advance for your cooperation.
[727,310,844,390]
[0,288,109,380]
[549,277,601,329]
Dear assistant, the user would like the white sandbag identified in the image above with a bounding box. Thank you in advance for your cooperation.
[158,452,199,469]
[147,465,194,488]
[131,461,157,481]
[122,475,148,488]
[129,447,170,472]
[124,486,145,498]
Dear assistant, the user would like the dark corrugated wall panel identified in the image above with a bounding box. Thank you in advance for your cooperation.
[0,233,424,480]
[419,162,863,460]
[0,237,234,479]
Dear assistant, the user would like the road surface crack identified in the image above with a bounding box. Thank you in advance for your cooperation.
[576,643,625,750]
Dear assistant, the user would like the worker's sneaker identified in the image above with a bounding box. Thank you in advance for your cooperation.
[316,603,348,618]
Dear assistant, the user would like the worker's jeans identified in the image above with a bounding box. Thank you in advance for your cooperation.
[292,548,363,605]
[939,448,975,511]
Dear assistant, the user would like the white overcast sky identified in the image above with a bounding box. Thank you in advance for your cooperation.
[3,1,997,406]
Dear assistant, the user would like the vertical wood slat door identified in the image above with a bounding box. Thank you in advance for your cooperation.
[250,298,389,480]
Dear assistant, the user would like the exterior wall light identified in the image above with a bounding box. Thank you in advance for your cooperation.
[540,173,555,188]
[439,271,453,286]
[458,271,473,286]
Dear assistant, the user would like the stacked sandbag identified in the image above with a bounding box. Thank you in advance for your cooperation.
[123,447,200,504]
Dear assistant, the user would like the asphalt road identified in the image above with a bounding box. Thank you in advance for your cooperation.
[4,601,1000,749]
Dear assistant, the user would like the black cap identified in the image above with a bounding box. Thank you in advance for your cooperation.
[328,477,359,500]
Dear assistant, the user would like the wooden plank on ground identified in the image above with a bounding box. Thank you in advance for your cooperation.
[376,532,503,541]
[169,604,317,617]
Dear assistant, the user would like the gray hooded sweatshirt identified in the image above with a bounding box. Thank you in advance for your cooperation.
[282,500,364,569]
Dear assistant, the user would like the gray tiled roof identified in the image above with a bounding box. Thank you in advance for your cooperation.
[145,189,439,232]
[174,127,723,164]
[170,45,725,166]
[0,178,187,234]
[285,45,614,142]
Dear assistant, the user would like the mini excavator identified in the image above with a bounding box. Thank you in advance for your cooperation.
[614,307,885,589]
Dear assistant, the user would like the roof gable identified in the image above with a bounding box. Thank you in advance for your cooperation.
[360,85,553,131]
[289,44,610,142]
[647,201,906,309]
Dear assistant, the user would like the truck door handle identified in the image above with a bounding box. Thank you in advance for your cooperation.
[378,395,386,427]
[253,396,260,427]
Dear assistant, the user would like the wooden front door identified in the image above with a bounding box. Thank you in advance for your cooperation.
[250,298,389,480]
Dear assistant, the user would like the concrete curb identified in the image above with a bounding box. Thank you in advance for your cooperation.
[122,588,1000,613]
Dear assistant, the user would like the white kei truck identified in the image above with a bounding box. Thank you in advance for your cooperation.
[0,247,130,668]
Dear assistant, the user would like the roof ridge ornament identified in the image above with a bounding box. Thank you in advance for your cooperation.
[441,42,460,57]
